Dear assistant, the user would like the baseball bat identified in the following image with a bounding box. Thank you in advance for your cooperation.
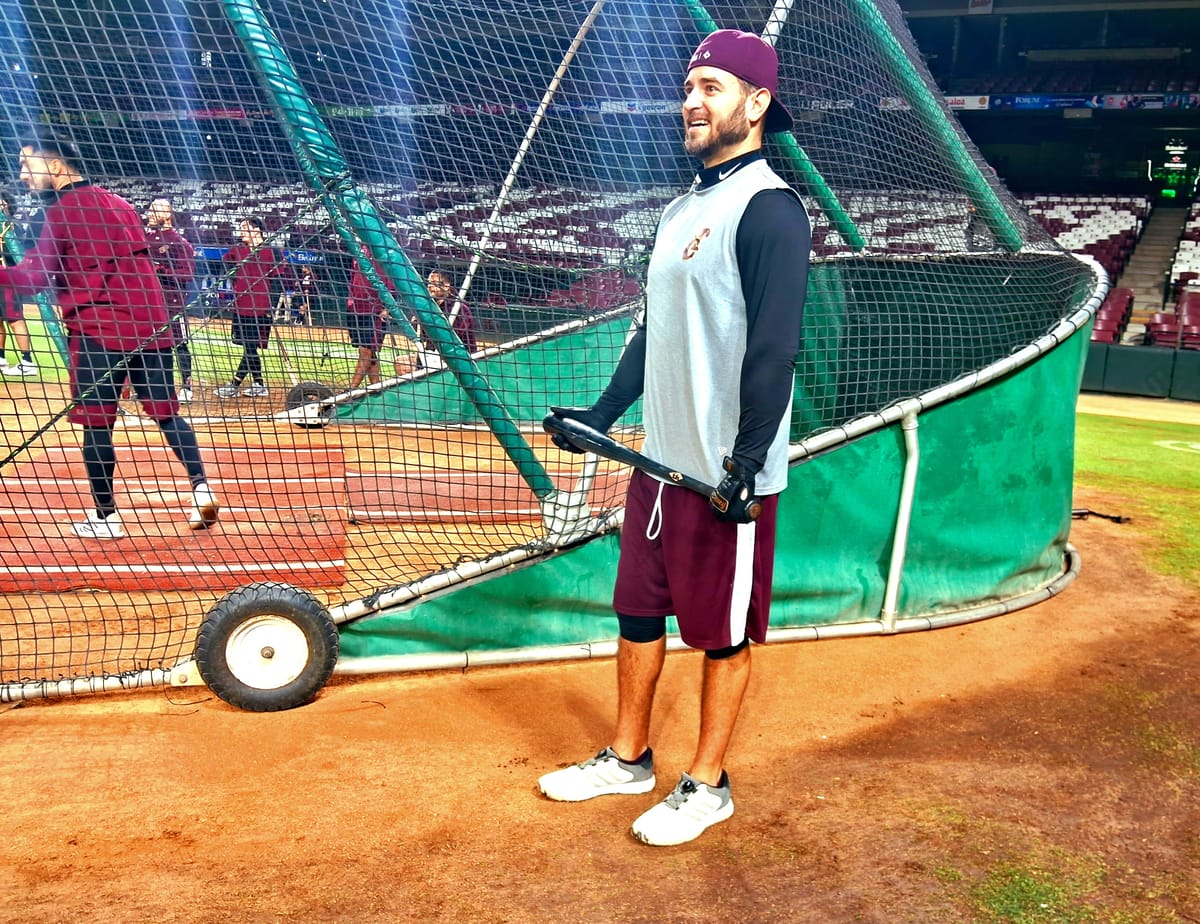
[542,410,762,521]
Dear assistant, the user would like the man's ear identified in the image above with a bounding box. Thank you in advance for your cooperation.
[746,87,772,127]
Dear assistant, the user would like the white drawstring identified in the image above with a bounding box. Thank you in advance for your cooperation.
[645,480,665,541]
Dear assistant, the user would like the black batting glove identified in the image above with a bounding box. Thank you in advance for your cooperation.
[547,405,611,454]
[709,456,763,523]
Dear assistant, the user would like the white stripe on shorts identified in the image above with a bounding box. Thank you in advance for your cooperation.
[728,520,757,645]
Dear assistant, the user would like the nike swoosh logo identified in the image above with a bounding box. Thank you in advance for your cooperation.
[718,164,743,181]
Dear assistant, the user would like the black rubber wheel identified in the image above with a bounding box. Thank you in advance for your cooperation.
[285,381,336,429]
[195,582,339,712]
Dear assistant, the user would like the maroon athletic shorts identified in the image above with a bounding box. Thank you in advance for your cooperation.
[346,310,383,351]
[613,469,780,650]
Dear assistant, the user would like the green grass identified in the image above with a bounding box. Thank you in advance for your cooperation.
[16,317,68,383]
[971,861,1103,923]
[18,316,393,391]
[905,799,1150,923]
[185,323,374,388]
[1073,413,1200,587]
[966,850,1177,924]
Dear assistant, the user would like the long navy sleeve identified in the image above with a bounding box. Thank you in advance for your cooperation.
[591,322,646,429]
[731,188,811,473]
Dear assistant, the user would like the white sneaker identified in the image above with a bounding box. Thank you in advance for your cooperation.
[0,360,16,375]
[178,386,193,403]
[214,384,239,398]
[537,747,656,802]
[14,361,37,377]
[188,483,220,530]
[630,772,734,846]
[71,510,126,540]
[241,383,269,397]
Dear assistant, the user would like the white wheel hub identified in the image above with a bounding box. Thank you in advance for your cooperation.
[224,615,311,690]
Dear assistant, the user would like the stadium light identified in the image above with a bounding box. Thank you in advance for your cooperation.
[0,0,41,146]
[161,0,206,180]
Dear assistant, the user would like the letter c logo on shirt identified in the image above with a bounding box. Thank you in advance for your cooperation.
[682,227,711,260]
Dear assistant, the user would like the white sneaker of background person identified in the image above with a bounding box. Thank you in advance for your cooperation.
[71,510,126,540]
[1,358,36,376]
[188,482,220,530]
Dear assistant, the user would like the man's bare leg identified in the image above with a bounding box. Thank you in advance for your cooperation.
[11,317,32,356]
[349,348,373,389]
[611,635,665,762]
[689,644,751,786]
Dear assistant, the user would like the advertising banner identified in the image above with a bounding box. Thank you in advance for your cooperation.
[989,95,1104,110]
[1103,94,1165,110]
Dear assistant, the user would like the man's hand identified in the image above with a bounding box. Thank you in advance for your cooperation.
[547,405,611,454]
[709,456,762,523]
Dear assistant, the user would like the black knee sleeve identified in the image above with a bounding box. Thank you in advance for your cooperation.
[704,638,749,660]
[617,613,666,644]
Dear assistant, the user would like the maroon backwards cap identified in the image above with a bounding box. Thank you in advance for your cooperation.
[687,29,793,134]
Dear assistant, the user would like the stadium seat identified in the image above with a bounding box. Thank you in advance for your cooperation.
[1020,196,1148,278]
[1145,313,1181,348]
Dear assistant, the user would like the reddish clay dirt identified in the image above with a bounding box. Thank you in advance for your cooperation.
[0,481,1197,923]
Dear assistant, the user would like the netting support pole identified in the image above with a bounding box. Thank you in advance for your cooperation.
[679,0,866,252]
[451,0,608,323]
[220,0,556,499]
[842,0,1023,252]
[880,411,920,634]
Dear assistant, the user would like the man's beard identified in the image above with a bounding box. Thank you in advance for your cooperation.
[684,105,750,162]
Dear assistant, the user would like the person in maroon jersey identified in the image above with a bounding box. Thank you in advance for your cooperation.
[0,131,219,539]
[418,268,477,368]
[214,216,280,399]
[297,265,317,326]
[0,189,38,377]
[345,253,396,390]
[145,198,196,401]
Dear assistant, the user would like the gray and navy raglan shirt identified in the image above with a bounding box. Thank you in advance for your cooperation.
[590,150,811,495]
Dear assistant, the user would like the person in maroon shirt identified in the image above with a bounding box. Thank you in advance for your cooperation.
[345,254,396,389]
[296,265,317,326]
[215,216,280,398]
[418,268,477,369]
[0,132,219,539]
[0,190,38,377]
[145,198,196,401]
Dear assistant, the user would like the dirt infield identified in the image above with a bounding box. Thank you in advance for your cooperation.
[1,408,1198,921]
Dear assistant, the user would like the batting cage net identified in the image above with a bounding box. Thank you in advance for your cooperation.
[0,0,1100,705]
